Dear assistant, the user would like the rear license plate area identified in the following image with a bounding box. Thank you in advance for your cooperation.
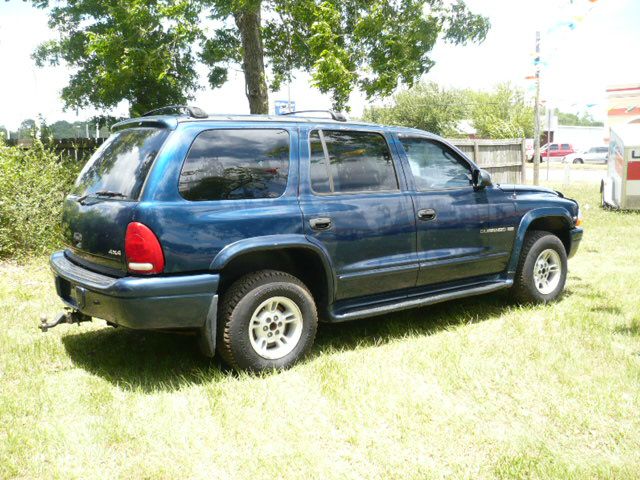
[56,276,71,301]
[55,276,85,308]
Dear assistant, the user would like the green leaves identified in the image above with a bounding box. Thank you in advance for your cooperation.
[33,0,202,116]
[363,82,467,136]
[35,0,490,114]
[0,142,80,258]
[363,82,534,140]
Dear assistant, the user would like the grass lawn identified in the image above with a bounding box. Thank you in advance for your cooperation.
[1,182,639,479]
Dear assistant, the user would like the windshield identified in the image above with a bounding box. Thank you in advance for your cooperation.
[72,127,169,200]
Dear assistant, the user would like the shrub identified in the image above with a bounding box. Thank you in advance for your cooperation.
[0,140,81,258]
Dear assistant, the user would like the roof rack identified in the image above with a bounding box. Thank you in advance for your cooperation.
[141,105,208,119]
[281,110,348,122]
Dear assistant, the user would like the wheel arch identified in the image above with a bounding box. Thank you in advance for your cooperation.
[507,208,573,276]
[210,234,335,314]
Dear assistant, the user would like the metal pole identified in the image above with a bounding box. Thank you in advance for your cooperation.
[546,106,551,181]
[533,31,541,186]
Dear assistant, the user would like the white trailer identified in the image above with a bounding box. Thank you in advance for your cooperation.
[602,125,640,209]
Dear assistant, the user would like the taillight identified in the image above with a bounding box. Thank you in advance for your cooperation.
[124,222,165,274]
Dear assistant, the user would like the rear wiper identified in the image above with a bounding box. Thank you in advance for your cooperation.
[94,190,127,198]
[77,190,127,204]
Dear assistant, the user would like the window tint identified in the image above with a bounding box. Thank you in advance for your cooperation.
[561,143,570,149]
[549,144,559,151]
[179,129,290,201]
[72,127,169,200]
[398,137,472,190]
[309,130,398,194]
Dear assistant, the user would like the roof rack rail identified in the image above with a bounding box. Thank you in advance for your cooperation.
[281,110,348,122]
[141,105,208,119]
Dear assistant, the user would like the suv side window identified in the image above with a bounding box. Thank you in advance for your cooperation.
[549,144,559,151]
[561,143,570,150]
[309,130,399,194]
[179,129,290,201]
[398,136,472,190]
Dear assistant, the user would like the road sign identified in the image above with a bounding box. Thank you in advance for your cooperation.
[275,100,296,115]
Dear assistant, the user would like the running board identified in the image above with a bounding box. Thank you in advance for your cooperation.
[328,280,512,323]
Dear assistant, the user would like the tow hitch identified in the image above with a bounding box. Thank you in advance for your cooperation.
[39,309,92,332]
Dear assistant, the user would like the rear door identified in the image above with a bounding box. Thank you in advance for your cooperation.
[63,126,170,275]
[395,135,517,287]
[298,127,417,301]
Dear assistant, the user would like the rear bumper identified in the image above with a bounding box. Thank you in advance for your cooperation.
[50,251,219,330]
[568,227,583,258]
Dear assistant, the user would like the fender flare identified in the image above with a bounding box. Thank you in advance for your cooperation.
[209,234,336,300]
[507,207,573,275]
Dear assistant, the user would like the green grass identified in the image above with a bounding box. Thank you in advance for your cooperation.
[1,183,640,479]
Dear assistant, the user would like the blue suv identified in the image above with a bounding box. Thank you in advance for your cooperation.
[46,107,583,371]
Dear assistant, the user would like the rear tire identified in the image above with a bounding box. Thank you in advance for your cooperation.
[512,231,567,303]
[217,270,318,372]
[573,158,583,164]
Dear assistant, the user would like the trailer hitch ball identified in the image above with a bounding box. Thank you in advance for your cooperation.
[39,310,91,332]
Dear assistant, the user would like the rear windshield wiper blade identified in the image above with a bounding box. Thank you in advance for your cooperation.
[77,190,127,204]
[94,190,127,198]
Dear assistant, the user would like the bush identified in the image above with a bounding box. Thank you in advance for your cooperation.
[0,140,81,258]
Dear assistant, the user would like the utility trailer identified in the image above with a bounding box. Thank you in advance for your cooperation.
[602,125,640,209]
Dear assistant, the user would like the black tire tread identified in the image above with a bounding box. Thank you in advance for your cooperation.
[217,270,316,370]
[512,230,555,303]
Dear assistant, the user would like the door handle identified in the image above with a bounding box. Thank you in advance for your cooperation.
[309,217,332,230]
[417,208,437,221]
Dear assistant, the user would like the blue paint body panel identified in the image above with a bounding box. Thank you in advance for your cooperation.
[50,115,583,334]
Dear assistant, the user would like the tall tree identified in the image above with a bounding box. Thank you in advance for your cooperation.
[32,0,201,116]
[555,110,603,127]
[362,82,466,136]
[202,0,490,113]
[465,83,534,139]
[362,82,534,139]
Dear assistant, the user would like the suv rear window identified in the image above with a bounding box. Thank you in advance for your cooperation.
[179,129,290,201]
[72,127,168,200]
[309,130,398,194]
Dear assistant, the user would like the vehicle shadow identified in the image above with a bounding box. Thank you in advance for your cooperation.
[62,292,517,392]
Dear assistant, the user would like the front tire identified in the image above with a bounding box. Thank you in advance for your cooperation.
[573,158,583,164]
[217,270,318,372]
[512,231,567,303]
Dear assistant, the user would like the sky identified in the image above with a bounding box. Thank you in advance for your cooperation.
[0,0,639,130]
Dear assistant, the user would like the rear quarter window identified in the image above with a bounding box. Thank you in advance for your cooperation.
[179,129,290,201]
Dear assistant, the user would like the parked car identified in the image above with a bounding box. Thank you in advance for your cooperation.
[564,146,608,164]
[43,106,583,372]
[528,143,575,162]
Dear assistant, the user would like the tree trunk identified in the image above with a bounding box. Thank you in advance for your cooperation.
[234,6,269,114]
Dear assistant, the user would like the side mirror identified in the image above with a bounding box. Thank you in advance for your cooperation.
[473,168,492,190]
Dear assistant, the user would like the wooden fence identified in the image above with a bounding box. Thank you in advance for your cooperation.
[447,138,526,184]
[7,138,105,162]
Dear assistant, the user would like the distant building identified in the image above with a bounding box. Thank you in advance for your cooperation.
[607,84,640,128]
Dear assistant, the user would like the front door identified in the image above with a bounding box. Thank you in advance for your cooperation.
[395,135,517,287]
[298,127,418,301]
